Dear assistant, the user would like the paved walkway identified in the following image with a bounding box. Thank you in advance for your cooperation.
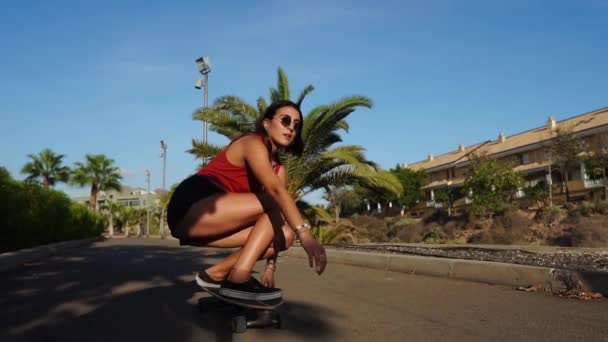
[1,238,606,342]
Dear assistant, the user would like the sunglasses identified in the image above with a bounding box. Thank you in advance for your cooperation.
[275,115,302,130]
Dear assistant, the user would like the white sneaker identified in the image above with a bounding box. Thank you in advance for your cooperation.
[195,271,222,289]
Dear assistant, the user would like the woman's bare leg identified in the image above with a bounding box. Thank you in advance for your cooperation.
[174,192,276,241]
[204,222,295,281]
[226,208,286,282]
[174,192,294,283]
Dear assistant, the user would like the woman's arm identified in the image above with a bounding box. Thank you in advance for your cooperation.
[243,139,304,232]
[243,138,327,274]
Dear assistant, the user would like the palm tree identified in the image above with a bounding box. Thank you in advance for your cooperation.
[100,200,122,238]
[157,183,177,237]
[71,154,122,212]
[189,67,402,205]
[120,206,141,237]
[21,149,71,188]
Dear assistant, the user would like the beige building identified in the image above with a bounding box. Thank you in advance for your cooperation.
[406,107,608,214]
[73,185,159,212]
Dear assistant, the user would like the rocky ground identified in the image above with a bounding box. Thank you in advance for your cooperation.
[331,244,608,272]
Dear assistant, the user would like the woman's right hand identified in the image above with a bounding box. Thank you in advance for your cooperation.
[298,229,327,275]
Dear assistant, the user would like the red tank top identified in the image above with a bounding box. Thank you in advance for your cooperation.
[196,134,281,193]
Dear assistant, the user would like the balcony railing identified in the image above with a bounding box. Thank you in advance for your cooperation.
[426,201,444,208]
[584,178,606,188]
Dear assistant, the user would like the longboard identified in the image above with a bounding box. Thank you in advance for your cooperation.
[198,286,284,333]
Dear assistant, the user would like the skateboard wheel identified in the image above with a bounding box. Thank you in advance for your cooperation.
[232,315,247,333]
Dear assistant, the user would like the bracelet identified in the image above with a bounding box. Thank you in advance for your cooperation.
[294,223,311,233]
[265,260,276,271]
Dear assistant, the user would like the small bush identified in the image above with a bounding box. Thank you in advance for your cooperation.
[396,222,425,243]
[594,200,608,215]
[467,221,514,245]
[421,223,447,244]
[443,220,460,237]
[498,209,531,229]
[580,202,594,217]
[423,209,450,225]
[547,206,565,224]
[351,215,389,242]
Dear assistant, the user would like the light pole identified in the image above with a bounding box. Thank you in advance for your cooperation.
[145,169,151,238]
[195,56,211,165]
[160,140,167,238]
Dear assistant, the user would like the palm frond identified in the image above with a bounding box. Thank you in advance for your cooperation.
[257,97,267,117]
[296,85,314,107]
[317,224,358,244]
[187,139,224,160]
[213,96,259,121]
[276,67,290,100]
[270,88,281,103]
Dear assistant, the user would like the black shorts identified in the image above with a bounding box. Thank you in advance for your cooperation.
[167,174,224,238]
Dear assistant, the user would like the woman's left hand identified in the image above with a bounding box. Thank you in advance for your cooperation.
[261,266,275,288]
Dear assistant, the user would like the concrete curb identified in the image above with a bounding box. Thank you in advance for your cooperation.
[283,247,608,296]
[0,237,104,273]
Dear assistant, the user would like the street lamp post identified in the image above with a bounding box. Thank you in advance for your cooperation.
[160,140,167,239]
[145,169,151,238]
[195,56,211,165]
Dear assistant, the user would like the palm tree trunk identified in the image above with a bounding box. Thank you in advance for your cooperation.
[603,168,607,201]
[109,216,114,238]
[43,175,50,189]
[90,184,99,212]
[334,205,340,223]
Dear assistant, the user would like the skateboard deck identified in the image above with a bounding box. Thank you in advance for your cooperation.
[200,286,284,309]
[197,286,284,333]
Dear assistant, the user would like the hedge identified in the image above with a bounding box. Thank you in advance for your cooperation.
[0,169,104,253]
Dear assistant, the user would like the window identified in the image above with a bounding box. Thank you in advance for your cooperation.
[535,150,543,162]
[446,168,455,179]
[522,153,529,164]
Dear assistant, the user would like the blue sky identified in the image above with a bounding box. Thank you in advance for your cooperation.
[1,0,607,203]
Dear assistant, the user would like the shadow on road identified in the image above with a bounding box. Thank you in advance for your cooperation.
[0,239,338,341]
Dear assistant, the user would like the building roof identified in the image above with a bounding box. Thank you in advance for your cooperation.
[421,178,465,190]
[408,107,608,172]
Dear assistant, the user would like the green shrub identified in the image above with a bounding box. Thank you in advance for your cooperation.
[0,172,103,253]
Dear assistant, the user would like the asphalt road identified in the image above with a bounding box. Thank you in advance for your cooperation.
[1,238,606,342]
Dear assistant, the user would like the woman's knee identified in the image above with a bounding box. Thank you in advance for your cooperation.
[255,193,279,212]
[280,225,296,251]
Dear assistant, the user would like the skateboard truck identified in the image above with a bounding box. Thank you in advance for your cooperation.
[198,287,283,334]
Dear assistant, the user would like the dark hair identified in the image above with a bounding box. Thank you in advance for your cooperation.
[255,100,304,156]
